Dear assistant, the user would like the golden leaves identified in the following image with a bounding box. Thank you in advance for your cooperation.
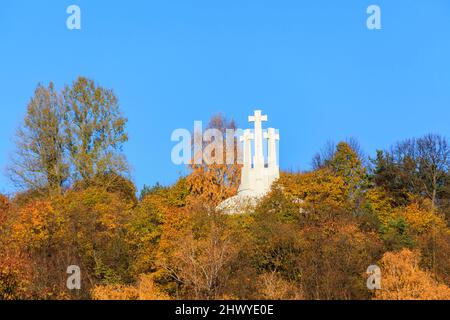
[92,274,168,300]
[374,249,450,300]
[12,200,64,249]
[277,169,348,218]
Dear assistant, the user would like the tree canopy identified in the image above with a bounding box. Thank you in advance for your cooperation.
[2,80,450,300]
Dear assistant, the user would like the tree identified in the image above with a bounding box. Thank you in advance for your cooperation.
[0,249,33,300]
[297,222,383,300]
[419,227,450,286]
[276,170,349,221]
[312,138,365,170]
[126,184,171,277]
[186,114,241,207]
[371,150,413,206]
[374,249,450,300]
[311,141,368,211]
[372,134,450,210]
[251,188,383,300]
[328,142,367,185]
[0,195,34,300]
[57,186,135,290]
[62,77,129,185]
[256,272,304,300]
[92,274,169,300]
[9,199,70,299]
[9,83,68,194]
[416,134,450,210]
[139,182,166,200]
[0,195,8,226]
[155,207,242,299]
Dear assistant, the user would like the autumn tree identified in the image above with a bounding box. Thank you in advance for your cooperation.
[0,249,33,300]
[56,186,135,291]
[0,194,8,226]
[416,135,450,210]
[126,180,188,277]
[92,274,169,300]
[0,195,33,300]
[275,170,349,221]
[62,77,129,187]
[297,222,383,299]
[186,114,241,207]
[366,195,446,251]
[8,83,68,195]
[312,138,365,170]
[374,249,450,300]
[256,272,304,300]
[155,205,244,299]
[251,183,384,300]
[419,227,450,286]
[9,78,130,194]
[2,185,139,299]
[373,134,450,210]
[310,141,368,213]
[3,198,72,299]
[328,142,367,188]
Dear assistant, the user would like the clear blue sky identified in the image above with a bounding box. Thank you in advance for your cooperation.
[1,1,450,194]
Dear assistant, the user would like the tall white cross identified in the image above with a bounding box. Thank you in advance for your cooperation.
[249,110,267,169]
[264,128,280,169]
[240,129,254,169]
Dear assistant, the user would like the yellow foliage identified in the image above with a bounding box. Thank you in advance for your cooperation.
[365,189,447,235]
[0,250,33,300]
[92,274,169,300]
[0,194,8,211]
[257,272,304,300]
[186,164,240,207]
[91,284,139,300]
[156,209,240,299]
[138,274,170,300]
[397,201,447,234]
[374,249,450,300]
[364,187,394,225]
[12,200,64,248]
[0,195,9,227]
[278,169,348,217]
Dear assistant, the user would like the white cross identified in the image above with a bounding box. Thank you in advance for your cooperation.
[248,110,268,125]
[264,128,279,168]
[240,129,254,168]
[264,127,280,141]
[249,110,267,168]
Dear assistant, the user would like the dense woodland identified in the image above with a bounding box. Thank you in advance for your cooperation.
[1,77,450,300]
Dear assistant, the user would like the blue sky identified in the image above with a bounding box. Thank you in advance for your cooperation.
[1,0,450,194]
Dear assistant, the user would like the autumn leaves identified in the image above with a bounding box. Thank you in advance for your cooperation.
[8,77,128,196]
[1,78,450,299]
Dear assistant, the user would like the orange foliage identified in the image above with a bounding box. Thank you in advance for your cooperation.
[186,164,240,207]
[0,195,9,225]
[156,208,241,299]
[92,274,169,300]
[186,114,241,207]
[278,169,349,218]
[363,187,394,225]
[91,283,139,300]
[0,250,33,300]
[12,200,64,249]
[256,272,304,300]
[374,249,450,300]
[397,201,447,234]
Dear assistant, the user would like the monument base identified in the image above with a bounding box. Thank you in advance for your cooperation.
[216,193,262,215]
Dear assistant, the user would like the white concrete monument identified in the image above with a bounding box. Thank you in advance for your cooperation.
[218,110,280,214]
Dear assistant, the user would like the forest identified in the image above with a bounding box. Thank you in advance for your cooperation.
[1,77,449,300]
